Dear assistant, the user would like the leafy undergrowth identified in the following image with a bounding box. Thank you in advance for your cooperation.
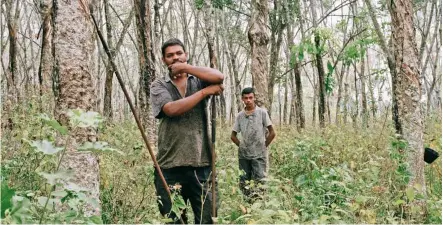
[1,100,441,224]
[98,116,442,224]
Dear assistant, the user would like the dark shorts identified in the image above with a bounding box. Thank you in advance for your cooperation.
[154,166,218,224]
[238,157,267,197]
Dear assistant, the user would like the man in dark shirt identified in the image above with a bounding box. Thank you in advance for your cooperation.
[150,38,223,224]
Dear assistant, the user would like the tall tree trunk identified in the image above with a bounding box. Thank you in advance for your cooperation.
[343,82,349,124]
[293,0,305,130]
[248,0,270,109]
[268,0,285,116]
[102,3,134,119]
[278,82,282,125]
[388,0,426,198]
[283,74,289,124]
[53,0,100,215]
[38,0,53,98]
[418,0,436,67]
[352,64,359,127]
[153,0,165,75]
[294,64,305,129]
[190,4,200,64]
[227,39,242,112]
[103,0,114,119]
[134,0,157,145]
[309,0,326,128]
[360,53,368,128]
[367,53,377,120]
[5,0,20,101]
[335,64,346,125]
[364,0,401,133]
[203,0,216,69]
[311,67,317,126]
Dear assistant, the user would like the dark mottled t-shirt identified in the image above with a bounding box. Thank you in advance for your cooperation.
[233,106,272,159]
[150,75,210,169]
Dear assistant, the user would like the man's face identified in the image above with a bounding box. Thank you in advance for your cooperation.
[242,93,255,108]
[162,45,187,66]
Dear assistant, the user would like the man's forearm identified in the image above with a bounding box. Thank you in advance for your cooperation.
[163,90,207,117]
[231,135,240,147]
[183,65,224,84]
[265,134,275,147]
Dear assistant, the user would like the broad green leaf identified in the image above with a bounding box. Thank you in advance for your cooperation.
[37,196,60,208]
[9,196,31,223]
[64,182,89,192]
[78,142,124,155]
[1,182,15,218]
[67,109,102,128]
[38,113,68,135]
[88,215,103,224]
[27,140,64,155]
[51,190,68,197]
[39,170,74,185]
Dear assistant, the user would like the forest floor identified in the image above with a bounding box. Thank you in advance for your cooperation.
[1,101,441,224]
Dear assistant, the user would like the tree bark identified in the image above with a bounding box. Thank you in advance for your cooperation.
[103,0,114,119]
[309,0,326,128]
[364,0,401,133]
[366,54,377,120]
[248,0,270,109]
[5,0,20,102]
[360,52,368,127]
[37,0,53,98]
[388,0,426,198]
[53,0,100,215]
[134,0,157,145]
[268,0,285,115]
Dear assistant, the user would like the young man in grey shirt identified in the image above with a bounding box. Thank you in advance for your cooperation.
[231,87,276,200]
[150,38,224,224]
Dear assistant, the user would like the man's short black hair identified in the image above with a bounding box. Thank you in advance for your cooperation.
[161,38,186,57]
[241,87,255,96]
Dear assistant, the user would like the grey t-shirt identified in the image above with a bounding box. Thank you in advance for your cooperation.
[233,106,272,159]
[150,75,210,169]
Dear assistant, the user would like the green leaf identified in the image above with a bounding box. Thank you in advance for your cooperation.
[393,199,406,205]
[406,187,415,202]
[26,140,64,155]
[327,61,334,75]
[64,182,89,192]
[1,182,15,218]
[67,109,103,128]
[37,196,60,208]
[38,114,68,135]
[78,142,124,155]
[39,170,74,185]
[9,196,32,223]
[88,215,103,224]
[51,190,68,197]
[194,0,204,9]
